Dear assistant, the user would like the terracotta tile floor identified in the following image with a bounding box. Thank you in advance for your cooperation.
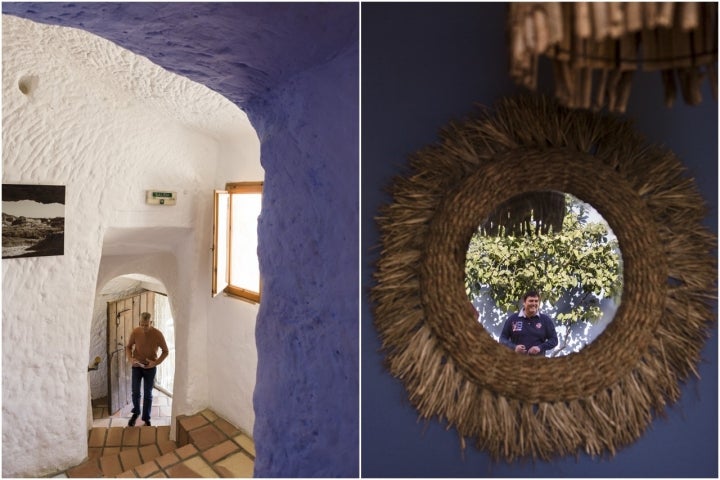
[60,399,255,478]
[92,389,173,428]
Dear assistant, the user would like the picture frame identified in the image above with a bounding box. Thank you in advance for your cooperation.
[2,184,65,259]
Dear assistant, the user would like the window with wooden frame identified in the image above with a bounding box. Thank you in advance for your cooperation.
[213,182,263,302]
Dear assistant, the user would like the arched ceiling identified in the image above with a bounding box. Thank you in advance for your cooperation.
[2,2,359,108]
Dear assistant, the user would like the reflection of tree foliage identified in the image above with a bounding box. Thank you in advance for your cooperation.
[465,195,623,326]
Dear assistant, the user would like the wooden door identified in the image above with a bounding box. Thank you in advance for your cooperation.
[107,291,156,415]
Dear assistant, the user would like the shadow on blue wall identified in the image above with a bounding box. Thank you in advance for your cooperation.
[361,3,717,477]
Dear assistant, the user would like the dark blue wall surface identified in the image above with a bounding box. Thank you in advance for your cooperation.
[361,3,717,477]
[248,43,359,477]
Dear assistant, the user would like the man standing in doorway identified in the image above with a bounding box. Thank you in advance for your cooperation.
[125,312,169,426]
[500,290,558,356]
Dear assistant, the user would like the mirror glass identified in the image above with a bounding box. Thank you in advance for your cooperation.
[465,191,623,356]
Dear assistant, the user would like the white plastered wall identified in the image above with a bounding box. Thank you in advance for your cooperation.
[2,15,262,477]
[206,136,263,436]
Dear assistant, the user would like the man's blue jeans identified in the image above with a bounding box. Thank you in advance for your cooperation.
[131,366,157,422]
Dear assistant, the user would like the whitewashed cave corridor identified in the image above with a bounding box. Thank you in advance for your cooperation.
[3,3,358,478]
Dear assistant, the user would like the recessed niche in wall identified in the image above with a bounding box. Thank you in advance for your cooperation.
[465,191,623,356]
[2,184,65,258]
[18,75,38,95]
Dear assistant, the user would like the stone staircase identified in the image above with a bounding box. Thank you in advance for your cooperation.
[65,410,255,477]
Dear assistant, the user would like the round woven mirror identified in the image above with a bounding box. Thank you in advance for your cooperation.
[371,95,716,460]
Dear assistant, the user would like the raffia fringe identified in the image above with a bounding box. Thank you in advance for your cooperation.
[371,94,717,461]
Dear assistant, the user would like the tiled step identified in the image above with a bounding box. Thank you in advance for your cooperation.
[114,410,255,478]
[64,409,255,478]
[66,426,176,477]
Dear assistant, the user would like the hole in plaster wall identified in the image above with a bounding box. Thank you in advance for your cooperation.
[18,75,38,95]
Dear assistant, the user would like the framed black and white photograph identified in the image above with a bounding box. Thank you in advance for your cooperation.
[2,184,65,259]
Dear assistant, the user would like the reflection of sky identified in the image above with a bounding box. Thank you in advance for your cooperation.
[576,199,616,241]
[3,200,65,218]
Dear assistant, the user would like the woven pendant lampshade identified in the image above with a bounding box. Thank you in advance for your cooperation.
[481,190,566,236]
[509,2,718,112]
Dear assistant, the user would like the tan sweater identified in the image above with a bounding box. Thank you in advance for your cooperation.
[126,327,169,365]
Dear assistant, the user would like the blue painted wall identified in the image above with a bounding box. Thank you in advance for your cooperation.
[247,43,359,478]
[361,3,717,477]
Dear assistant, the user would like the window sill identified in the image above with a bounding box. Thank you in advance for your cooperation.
[223,286,260,304]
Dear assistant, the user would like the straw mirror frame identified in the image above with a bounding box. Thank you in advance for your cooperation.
[371,95,716,461]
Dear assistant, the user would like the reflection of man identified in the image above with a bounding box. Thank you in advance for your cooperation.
[500,290,558,356]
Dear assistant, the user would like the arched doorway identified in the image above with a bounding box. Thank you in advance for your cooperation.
[89,274,175,426]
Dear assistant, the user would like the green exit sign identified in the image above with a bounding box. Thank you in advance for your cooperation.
[146,190,177,205]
